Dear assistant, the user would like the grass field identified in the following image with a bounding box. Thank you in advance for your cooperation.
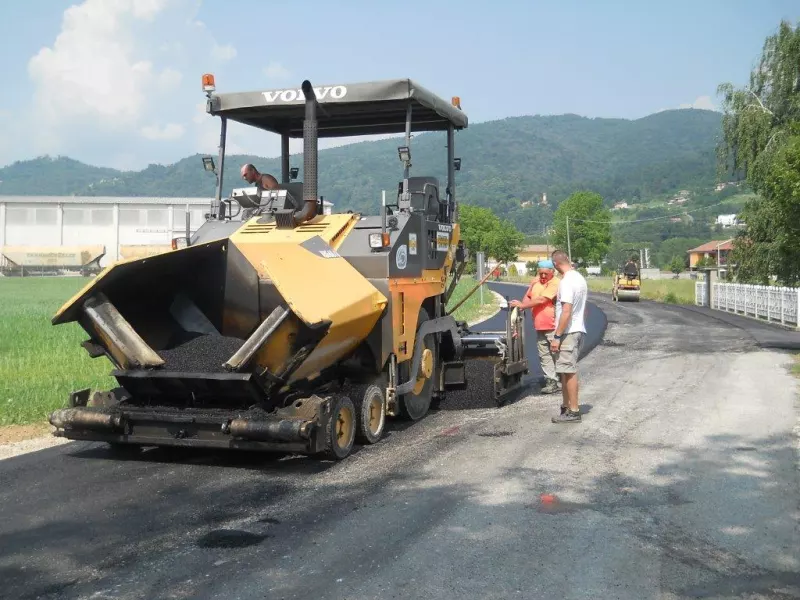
[0,275,498,427]
[585,277,696,304]
[446,277,500,324]
[0,277,116,426]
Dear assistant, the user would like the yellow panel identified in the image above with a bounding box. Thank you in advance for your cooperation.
[229,214,356,248]
[388,270,446,362]
[232,230,388,381]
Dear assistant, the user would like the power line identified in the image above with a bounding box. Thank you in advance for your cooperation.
[570,198,748,225]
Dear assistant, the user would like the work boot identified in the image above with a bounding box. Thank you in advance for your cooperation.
[552,409,581,424]
[540,379,559,394]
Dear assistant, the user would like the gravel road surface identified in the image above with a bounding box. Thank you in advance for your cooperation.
[0,289,798,600]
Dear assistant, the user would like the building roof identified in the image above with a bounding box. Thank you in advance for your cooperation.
[687,239,734,253]
[207,78,468,138]
[0,195,214,205]
[519,244,555,254]
[0,195,335,207]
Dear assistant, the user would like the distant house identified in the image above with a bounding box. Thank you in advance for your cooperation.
[613,201,629,210]
[715,214,739,228]
[715,183,727,192]
[687,239,733,270]
[487,244,554,275]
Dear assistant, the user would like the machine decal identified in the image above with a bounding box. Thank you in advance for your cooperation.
[396,244,408,270]
[262,86,347,103]
[300,236,342,259]
[436,231,450,252]
[408,233,417,255]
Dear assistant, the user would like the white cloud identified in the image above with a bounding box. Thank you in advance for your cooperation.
[678,95,718,111]
[158,67,183,90]
[264,61,290,80]
[140,123,185,140]
[211,42,237,62]
[27,0,171,128]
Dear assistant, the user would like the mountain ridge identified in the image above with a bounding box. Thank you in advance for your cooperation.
[0,108,723,234]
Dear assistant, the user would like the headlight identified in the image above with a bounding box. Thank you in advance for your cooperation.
[369,232,383,249]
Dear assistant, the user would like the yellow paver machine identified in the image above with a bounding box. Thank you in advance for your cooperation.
[48,76,529,460]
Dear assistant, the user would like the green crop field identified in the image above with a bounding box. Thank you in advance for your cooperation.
[0,275,498,427]
[0,277,116,426]
[585,276,696,304]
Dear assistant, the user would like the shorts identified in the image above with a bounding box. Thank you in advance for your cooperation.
[555,332,584,374]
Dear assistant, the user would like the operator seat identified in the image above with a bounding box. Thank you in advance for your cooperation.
[398,176,444,219]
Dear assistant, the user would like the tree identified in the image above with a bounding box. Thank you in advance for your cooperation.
[459,204,525,266]
[486,219,526,264]
[458,205,499,256]
[552,191,612,263]
[717,20,800,284]
[669,256,685,275]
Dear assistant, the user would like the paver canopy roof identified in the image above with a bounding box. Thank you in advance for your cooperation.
[206,78,468,138]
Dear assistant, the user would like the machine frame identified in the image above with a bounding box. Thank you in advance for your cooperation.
[47,76,528,460]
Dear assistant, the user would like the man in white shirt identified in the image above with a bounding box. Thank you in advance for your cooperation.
[549,250,588,423]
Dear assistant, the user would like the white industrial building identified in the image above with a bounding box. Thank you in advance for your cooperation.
[0,195,334,269]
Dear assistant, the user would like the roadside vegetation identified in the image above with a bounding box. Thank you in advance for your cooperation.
[0,275,498,429]
[446,276,500,324]
[584,277,695,304]
[0,277,115,426]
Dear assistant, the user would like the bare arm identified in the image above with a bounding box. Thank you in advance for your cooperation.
[516,295,550,309]
[554,303,573,337]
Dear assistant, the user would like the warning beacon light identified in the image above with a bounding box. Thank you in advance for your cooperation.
[202,73,216,94]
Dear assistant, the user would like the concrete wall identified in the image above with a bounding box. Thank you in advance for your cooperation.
[1,199,210,267]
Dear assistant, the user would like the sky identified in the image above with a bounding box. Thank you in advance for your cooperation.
[0,0,797,171]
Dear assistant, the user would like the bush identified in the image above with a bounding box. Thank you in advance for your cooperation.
[508,264,519,277]
[663,291,679,304]
[525,261,537,276]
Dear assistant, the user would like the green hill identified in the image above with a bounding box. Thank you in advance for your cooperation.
[0,108,722,235]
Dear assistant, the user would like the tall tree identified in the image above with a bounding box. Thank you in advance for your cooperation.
[458,204,525,264]
[552,191,612,264]
[486,219,526,264]
[717,19,800,284]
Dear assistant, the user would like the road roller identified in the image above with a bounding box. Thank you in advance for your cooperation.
[612,257,641,302]
[47,76,529,460]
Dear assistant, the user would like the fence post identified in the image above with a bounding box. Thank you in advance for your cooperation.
[781,287,785,325]
[796,287,800,330]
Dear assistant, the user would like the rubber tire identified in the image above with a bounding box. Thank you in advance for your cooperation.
[354,384,386,445]
[324,394,356,460]
[399,307,436,421]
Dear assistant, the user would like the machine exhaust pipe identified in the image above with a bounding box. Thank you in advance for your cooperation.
[295,80,320,226]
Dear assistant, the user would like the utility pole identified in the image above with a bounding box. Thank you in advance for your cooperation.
[566,215,572,262]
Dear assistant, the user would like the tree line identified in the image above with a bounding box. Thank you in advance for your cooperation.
[717,19,800,285]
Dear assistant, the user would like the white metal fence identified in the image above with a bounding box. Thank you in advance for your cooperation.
[695,281,800,326]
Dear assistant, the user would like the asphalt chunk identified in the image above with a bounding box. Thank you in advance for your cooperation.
[196,530,269,549]
[158,334,245,373]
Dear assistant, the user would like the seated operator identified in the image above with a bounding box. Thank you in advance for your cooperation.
[623,257,639,279]
[240,163,280,195]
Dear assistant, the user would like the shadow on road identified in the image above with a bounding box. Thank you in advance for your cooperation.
[2,429,797,599]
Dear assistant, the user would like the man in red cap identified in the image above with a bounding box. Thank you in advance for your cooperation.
[510,259,560,394]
